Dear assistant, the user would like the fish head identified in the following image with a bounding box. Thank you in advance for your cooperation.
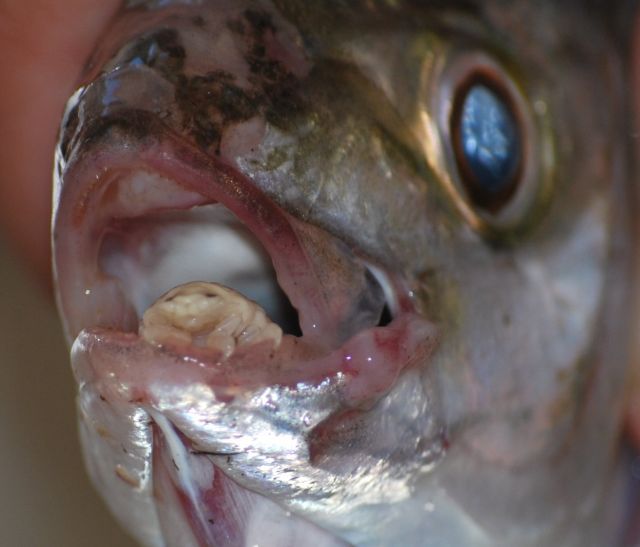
[52,1,637,546]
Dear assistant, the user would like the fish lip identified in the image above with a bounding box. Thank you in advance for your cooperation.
[73,311,435,403]
[54,108,437,401]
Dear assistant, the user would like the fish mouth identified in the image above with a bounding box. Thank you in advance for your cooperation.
[55,115,436,403]
[54,114,441,545]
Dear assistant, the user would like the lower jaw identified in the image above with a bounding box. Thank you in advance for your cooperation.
[71,303,436,547]
[74,305,436,409]
[71,302,438,546]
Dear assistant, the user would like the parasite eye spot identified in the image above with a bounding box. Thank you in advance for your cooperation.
[451,76,523,213]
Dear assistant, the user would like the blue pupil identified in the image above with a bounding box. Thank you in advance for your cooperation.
[458,84,521,196]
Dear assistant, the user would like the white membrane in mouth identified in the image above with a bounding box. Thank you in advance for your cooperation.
[366,263,399,319]
[99,201,300,333]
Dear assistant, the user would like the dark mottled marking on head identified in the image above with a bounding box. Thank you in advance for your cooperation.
[217,80,261,121]
[227,18,246,35]
[192,15,205,28]
[175,70,259,151]
[262,74,305,128]
[242,10,306,128]
[170,8,306,152]
[244,9,276,34]
[248,49,280,80]
[125,28,186,81]
[81,109,156,148]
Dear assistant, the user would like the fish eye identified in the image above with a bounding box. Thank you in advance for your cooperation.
[450,75,522,213]
[427,51,550,234]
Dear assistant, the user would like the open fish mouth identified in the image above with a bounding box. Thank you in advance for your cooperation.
[56,116,436,401]
[53,113,442,545]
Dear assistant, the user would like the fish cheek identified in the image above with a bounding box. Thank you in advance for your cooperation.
[436,228,598,463]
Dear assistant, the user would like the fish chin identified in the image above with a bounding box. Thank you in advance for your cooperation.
[54,109,444,544]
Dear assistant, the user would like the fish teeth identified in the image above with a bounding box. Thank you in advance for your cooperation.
[140,281,282,358]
